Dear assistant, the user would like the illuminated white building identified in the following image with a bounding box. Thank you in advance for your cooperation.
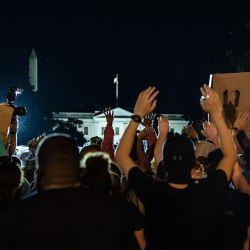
[52,107,188,144]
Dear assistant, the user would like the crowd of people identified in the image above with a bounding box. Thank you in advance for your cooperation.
[0,84,250,249]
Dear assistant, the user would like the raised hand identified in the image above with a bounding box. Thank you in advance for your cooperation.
[37,133,46,144]
[104,107,114,125]
[183,125,198,140]
[158,115,169,135]
[200,84,222,117]
[201,121,217,139]
[233,112,249,131]
[142,113,155,128]
[134,86,159,118]
[28,132,46,150]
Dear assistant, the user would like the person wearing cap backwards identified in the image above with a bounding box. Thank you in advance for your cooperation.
[0,133,133,250]
[116,85,237,250]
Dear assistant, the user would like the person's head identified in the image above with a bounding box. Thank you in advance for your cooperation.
[22,159,36,183]
[28,133,46,154]
[206,148,223,176]
[162,136,195,184]
[80,151,112,192]
[90,136,102,145]
[191,156,208,179]
[195,140,216,159]
[10,156,22,168]
[0,157,23,199]
[110,162,122,194]
[35,133,80,190]
[79,144,101,161]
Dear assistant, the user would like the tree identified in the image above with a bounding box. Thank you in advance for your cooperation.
[50,118,87,146]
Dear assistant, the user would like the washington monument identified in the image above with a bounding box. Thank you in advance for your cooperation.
[29,48,38,92]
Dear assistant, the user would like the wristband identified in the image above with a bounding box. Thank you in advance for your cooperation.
[131,115,142,123]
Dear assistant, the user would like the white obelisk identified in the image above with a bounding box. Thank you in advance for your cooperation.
[29,48,38,92]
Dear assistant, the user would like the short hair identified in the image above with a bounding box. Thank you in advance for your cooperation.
[36,133,80,188]
[80,151,112,192]
[163,136,195,184]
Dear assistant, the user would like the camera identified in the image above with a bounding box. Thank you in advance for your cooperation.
[6,87,26,123]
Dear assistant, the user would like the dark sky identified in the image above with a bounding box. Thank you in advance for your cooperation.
[1,1,250,116]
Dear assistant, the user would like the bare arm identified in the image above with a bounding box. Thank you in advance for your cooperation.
[200,84,237,181]
[137,128,150,172]
[201,121,220,148]
[232,161,250,195]
[134,229,146,250]
[184,125,199,146]
[8,118,18,157]
[115,86,159,179]
[233,112,250,151]
[154,116,169,166]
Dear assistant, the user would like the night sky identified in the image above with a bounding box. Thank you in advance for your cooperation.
[1,1,250,118]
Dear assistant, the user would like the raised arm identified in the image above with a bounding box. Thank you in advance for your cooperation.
[8,118,18,157]
[101,107,115,161]
[201,121,220,148]
[137,128,151,172]
[154,115,169,166]
[200,84,237,181]
[142,113,157,166]
[115,86,159,179]
[232,112,250,152]
[184,125,199,146]
[232,161,250,195]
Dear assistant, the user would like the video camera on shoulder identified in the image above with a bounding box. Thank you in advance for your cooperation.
[6,87,26,123]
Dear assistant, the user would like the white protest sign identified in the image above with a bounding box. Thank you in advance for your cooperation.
[209,72,250,153]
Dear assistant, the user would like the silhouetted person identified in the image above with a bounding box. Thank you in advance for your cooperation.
[0,133,132,250]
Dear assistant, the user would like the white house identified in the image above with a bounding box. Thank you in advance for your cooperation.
[52,107,189,145]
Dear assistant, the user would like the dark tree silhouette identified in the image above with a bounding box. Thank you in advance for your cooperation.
[50,118,87,146]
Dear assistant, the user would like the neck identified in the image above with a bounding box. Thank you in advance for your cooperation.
[42,182,81,190]
[168,182,188,189]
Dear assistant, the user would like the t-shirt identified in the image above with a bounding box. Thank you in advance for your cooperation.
[0,187,133,250]
[128,167,228,250]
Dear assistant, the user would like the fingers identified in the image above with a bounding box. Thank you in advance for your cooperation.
[150,99,158,112]
[200,84,216,101]
[141,86,159,103]
[240,112,249,120]
[200,84,208,99]
[142,86,156,98]
[148,89,159,104]
[158,115,169,124]
[103,107,113,116]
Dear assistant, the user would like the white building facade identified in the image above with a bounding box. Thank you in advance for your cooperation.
[52,107,189,144]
